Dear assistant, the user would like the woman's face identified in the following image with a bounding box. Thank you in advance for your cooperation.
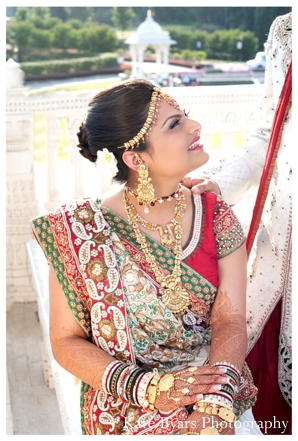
[143,98,209,185]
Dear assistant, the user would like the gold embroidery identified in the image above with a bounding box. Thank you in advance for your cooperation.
[98,320,116,340]
[87,259,108,281]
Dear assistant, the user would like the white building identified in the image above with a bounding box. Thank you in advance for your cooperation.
[125,10,176,79]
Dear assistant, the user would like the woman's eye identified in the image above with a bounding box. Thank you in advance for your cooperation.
[169,119,181,129]
[184,110,190,118]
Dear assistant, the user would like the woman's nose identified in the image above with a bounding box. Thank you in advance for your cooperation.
[189,122,202,135]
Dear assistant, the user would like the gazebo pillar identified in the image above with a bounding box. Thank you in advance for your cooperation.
[129,45,138,77]
[136,44,147,78]
[162,45,170,76]
[153,45,162,74]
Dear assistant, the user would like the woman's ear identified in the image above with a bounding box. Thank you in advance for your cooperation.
[122,151,143,172]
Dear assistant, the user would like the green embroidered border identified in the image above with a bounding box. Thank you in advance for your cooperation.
[30,215,91,337]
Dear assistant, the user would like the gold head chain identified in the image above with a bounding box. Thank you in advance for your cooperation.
[118,87,180,150]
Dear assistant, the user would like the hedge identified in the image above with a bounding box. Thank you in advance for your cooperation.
[20,53,118,76]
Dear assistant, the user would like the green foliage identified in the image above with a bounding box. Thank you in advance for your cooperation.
[167,27,258,61]
[52,23,77,50]
[76,26,118,53]
[9,22,33,52]
[13,7,31,22]
[207,29,258,61]
[112,7,136,31]
[20,54,118,76]
[30,28,53,50]
[6,6,291,64]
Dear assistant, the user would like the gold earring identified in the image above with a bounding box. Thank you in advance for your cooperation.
[134,154,155,213]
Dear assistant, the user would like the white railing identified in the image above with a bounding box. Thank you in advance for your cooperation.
[31,83,263,212]
[6,58,264,306]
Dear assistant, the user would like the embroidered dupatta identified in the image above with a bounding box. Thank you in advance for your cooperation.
[30,193,256,435]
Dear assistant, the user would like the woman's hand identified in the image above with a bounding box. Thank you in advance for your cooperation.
[153,365,229,413]
[179,409,235,435]
[181,176,221,195]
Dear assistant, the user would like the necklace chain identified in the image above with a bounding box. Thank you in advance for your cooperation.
[124,186,186,252]
[125,185,180,206]
[123,189,190,317]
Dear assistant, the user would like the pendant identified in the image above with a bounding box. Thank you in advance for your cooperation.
[161,283,190,317]
[156,225,175,251]
[160,230,175,250]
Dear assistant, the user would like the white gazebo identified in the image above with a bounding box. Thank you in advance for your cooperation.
[125,10,176,79]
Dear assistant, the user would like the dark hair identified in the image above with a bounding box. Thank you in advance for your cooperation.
[77,79,155,183]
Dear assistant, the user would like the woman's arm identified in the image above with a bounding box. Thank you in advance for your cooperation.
[209,242,247,370]
[49,266,115,389]
[179,243,247,436]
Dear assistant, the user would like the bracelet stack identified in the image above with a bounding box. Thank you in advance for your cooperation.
[147,372,164,410]
[196,361,241,424]
[102,361,156,409]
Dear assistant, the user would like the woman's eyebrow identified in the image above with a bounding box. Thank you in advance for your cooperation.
[161,113,183,128]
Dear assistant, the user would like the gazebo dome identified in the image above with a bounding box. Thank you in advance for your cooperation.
[124,10,176,80]
[125,10,176,46]
[137,14,163,34]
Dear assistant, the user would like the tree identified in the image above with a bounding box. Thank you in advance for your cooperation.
[30,28,53,50]
[30,7,60,30]
[76,25,118,53]
[13,7,31,22]
[52,23,75,50]
[254,7,291,50]
[7,22,32,61]
[67,7,94,22]
[112,7,136,32]
[49,7,71,22]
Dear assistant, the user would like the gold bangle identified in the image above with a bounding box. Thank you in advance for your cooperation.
[200,427,221,435]
[147,384,158,410]
[218,407,237,423]
[147,372,163,410]
[196,401,236,423]
[150,372,163,386]
[197,398,233,411]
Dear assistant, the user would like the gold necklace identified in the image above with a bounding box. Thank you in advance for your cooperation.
[123,191,190,317]
[124,186,186,252]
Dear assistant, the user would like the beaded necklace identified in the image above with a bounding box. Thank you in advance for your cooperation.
[123,190,190,317]
[125,185,180,206]
[124,186,185,252]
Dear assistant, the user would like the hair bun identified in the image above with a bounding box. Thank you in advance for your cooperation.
[77,122,97,163]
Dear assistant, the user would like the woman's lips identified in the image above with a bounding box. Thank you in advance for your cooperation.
[188,137,203,150]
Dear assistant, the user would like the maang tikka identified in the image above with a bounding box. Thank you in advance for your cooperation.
[134,153,155,214]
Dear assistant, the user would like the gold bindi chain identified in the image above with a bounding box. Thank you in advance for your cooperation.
[123,190,190,317]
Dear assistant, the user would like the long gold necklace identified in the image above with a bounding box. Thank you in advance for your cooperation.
[124,186,186,252]
[123,190,190,317]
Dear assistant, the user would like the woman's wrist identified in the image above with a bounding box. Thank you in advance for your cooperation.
[101,360,157,409]
[195,361,240,424]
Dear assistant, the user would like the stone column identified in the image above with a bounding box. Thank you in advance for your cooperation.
[154,46,162,73]
[162,45,169,77]
[6,58,40,309]
[44,116,62,211]
[136,45,146,78]
[129,45,137,78]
